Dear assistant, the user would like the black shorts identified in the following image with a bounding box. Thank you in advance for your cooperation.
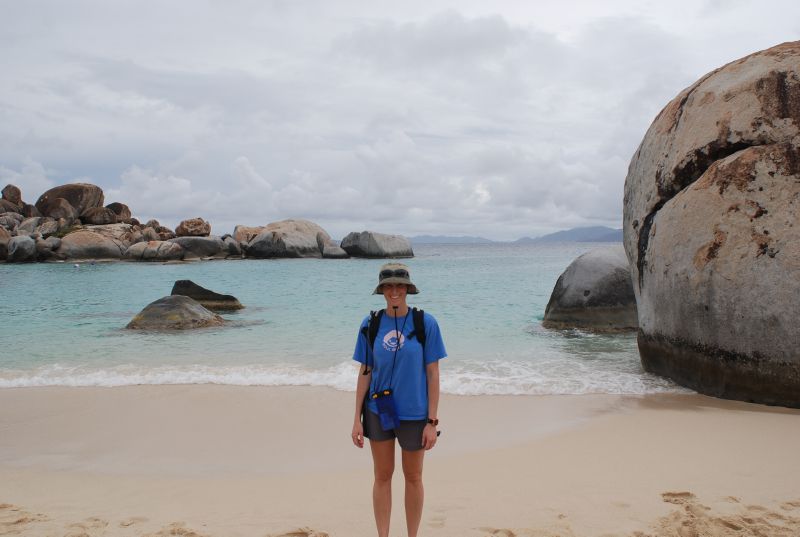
[363,409,426,451]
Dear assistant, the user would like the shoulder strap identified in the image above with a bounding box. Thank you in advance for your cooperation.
[360,309,384,375]
[368,309,385,348]
[410,307,426,346]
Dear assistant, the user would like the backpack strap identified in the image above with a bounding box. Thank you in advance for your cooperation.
[360,309,384,375]
[409,307,426,347]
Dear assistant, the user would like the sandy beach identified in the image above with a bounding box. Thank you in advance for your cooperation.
[1,386,799,537]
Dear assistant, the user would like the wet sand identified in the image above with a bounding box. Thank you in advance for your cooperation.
[1,386,799,536]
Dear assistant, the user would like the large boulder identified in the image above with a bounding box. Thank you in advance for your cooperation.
[167,236,224,259]
[246,219,332,258]
[175,217,211,237]
[81,206,118,225]
[124,240,185,261]
[322,243,349,259]
[623,41,800,407]
[1,184,22,208]
[126,295,225,330]
[55,230,126,260]
[543,245,638,331]
[340,231,414,258]
[22,204,41,218]
[7,235,37,262]
[35,183,104,217]
[171,280,244,311]
[35,236,61,260]
[17,217,42,234]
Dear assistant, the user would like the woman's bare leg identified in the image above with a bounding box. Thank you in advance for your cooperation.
[370,439,395,537]
[401,448,425,537]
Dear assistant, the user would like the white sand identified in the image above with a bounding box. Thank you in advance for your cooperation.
[1,386,799,536]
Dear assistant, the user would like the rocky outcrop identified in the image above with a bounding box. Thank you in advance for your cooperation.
[7,235,36,262]
[322,243,349,259]
[246,219,333,258]
[1,184,22,209]
[167,236,225,259]
[35,236,61,260]
[340,231,413,258]
[81,207,117,225]
[623,41,800,407]
[0,212,23,231]
[55,230,126,260]
[22,204,41,218]
[176,217,211,237]
[124,240,184,261]
[543,245,637,331]
[171,280,244,311]
[36,183,104,217]
[222,236,242,257]
[126,295,225,330]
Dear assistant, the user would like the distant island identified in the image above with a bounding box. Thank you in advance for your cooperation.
[410,235,494,244]
[410,226,622,244]
[516,226,622,243]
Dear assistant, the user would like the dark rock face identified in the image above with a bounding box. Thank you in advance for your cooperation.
[623,41,800,407]
[0,199,20,214]
[1,184,22,208]
[175,217,211,237]
[126,295,225,330]
[340,231,413,258]
[222,236,242,258]
[171,280,244,311]
[167,236,224,259]
[22,204,41,218]
[0,226,11,259]
[81,207,118,225]
[543,245,637,331]
[46,198,80,222]
[36,183,104,217]
[7,235,37,262]
[106,202,132,221]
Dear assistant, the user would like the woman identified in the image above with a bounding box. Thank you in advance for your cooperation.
[351,262,447,537]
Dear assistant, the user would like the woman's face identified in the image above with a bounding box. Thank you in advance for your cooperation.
[381,283,408,310]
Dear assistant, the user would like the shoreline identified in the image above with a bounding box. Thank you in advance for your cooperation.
[1,386,799,536]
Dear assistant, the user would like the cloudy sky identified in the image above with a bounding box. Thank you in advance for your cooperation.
[1,1,798,240]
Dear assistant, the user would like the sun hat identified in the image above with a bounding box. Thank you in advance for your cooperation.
[373,262,420,295]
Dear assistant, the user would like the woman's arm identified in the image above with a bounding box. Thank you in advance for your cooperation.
[422,361,440,450]
[351,364,371,448]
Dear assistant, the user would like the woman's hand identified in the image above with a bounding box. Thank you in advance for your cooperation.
[352,420,365,448]
[422,423,438,450]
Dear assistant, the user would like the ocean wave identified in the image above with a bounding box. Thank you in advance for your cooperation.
[0,360,690,395]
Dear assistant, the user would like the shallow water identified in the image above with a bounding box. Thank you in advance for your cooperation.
[0,242,685,395]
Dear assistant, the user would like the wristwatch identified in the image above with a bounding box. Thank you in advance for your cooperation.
[427,418,439,426]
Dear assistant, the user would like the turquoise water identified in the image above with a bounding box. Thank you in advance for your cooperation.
[0,243,684,394]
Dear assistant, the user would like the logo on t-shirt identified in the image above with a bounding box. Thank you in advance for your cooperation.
[382,330,405,352]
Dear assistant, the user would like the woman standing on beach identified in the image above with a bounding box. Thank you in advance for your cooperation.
[351,263,447,537]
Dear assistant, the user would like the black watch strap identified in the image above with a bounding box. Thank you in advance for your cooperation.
[427,418,439,426]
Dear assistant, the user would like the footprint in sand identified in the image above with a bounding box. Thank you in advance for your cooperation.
[0,503,50,534]
[661,491,696,505]
[477,528,516,537]
[267,529,329,537]
[143,522,210,537]
[119,516,148,527]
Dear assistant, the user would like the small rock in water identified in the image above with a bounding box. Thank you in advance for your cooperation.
[126,295,225,330]
[170,280,244,311]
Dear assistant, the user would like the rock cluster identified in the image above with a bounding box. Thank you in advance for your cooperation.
[1,183,412,263]
[543,245,638,331]
[623,41,800,407]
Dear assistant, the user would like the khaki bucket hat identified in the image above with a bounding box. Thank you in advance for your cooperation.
[373,262,420,294]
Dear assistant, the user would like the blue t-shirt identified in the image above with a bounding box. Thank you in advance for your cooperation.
[353,309,447,420]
